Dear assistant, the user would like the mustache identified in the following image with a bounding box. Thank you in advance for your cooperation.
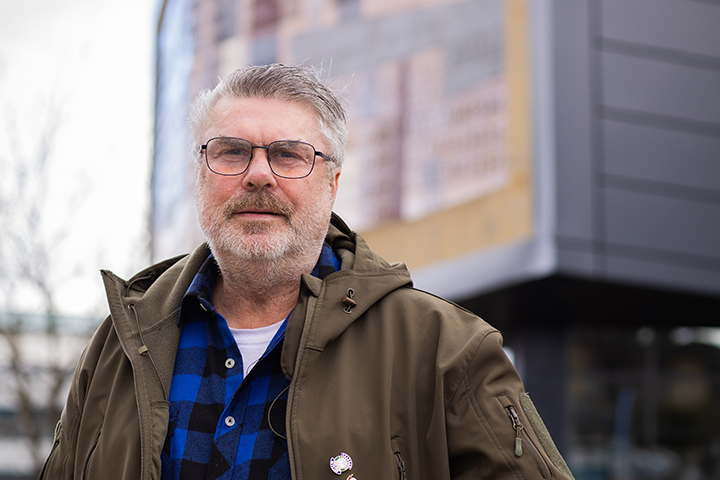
[223,192,295,218]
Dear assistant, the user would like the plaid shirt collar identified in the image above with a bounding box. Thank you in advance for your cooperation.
[162,243,339,480]
[179,242,340,325]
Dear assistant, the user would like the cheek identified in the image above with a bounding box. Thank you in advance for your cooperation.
[199,174,240,201]
[306,181,336,216]
[195,178,228,216]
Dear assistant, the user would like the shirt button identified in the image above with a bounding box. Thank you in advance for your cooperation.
[225,416,235,427]
[225,358,235,369]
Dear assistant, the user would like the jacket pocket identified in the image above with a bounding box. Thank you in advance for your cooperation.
[391,436,408,480]
[82,429,102,480]
[497,394,552,479]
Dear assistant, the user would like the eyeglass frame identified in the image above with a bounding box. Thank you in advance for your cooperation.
[199,136,333,179]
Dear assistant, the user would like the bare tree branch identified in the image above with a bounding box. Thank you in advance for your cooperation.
[0,98,93,477]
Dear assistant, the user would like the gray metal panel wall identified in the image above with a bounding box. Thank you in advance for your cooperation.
[554,0,598,275]
[554,0,720,295]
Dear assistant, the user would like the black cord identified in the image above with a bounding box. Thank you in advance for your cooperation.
[268,384,290,440]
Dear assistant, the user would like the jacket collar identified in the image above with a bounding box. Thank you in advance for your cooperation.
[282,214,413,377]
[100,243,212,396]
[101,213,413,387]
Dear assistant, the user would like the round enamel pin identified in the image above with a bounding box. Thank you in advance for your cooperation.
[330,452,353,475]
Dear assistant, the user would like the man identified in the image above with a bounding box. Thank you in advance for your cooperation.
[40,64,574,480]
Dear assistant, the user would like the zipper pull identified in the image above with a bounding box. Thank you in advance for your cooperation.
[515,431,523,457]
[506,406,524,457]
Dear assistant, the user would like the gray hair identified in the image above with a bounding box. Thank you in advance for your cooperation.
[189,63,348,168]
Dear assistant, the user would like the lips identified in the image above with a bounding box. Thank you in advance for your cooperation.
[237,209,278,215]
[234,210,281,219]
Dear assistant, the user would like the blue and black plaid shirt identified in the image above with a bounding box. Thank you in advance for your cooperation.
[161,244,339,480]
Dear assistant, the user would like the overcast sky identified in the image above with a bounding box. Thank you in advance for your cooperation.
[0,0,155,316]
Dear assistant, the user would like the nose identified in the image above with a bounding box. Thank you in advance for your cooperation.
[242,147,277,190]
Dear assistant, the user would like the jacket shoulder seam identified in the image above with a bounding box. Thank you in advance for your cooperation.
[445,328,500,408]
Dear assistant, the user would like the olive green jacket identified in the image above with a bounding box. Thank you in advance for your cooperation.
[40,214,574,480]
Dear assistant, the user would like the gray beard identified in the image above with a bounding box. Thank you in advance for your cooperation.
[196,189,332,289]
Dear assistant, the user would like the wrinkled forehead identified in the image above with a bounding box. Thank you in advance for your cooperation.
[209,95,322,129]
[201,95,329,155]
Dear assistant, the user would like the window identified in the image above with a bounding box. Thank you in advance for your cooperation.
[568,326,720,479]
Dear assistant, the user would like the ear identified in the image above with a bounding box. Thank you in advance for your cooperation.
[329,167,341,203]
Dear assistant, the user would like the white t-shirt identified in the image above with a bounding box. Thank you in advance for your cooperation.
[229,320,285,378]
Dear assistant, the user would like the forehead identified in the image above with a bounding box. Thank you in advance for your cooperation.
[206,96,323,144]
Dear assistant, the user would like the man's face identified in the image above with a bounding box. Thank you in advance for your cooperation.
[195,96,341,264]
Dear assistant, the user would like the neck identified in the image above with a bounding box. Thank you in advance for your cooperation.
[212,254,314,329]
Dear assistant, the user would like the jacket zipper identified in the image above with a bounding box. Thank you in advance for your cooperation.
[505,405,552,479]
[82,430,102,480]
[38,421,62,480]
[395,451,408,480]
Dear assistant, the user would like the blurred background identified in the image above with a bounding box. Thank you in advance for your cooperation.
[1,0,719,478]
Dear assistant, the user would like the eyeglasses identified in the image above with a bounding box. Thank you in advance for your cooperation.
[199,137,332,179]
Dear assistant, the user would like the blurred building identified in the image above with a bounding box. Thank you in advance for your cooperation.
[152,0,720,478]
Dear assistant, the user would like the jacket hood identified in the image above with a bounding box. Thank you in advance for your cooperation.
[294,213,413,347]
[100,244,210,398]
[100,213,413,386]
[101,214,412,327]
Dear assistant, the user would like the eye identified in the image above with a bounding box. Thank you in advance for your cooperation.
[276,150,302,159]
[210,139,251,159]
[222,142,251,156]
[269,141,311,163]
[224,147,248,156]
